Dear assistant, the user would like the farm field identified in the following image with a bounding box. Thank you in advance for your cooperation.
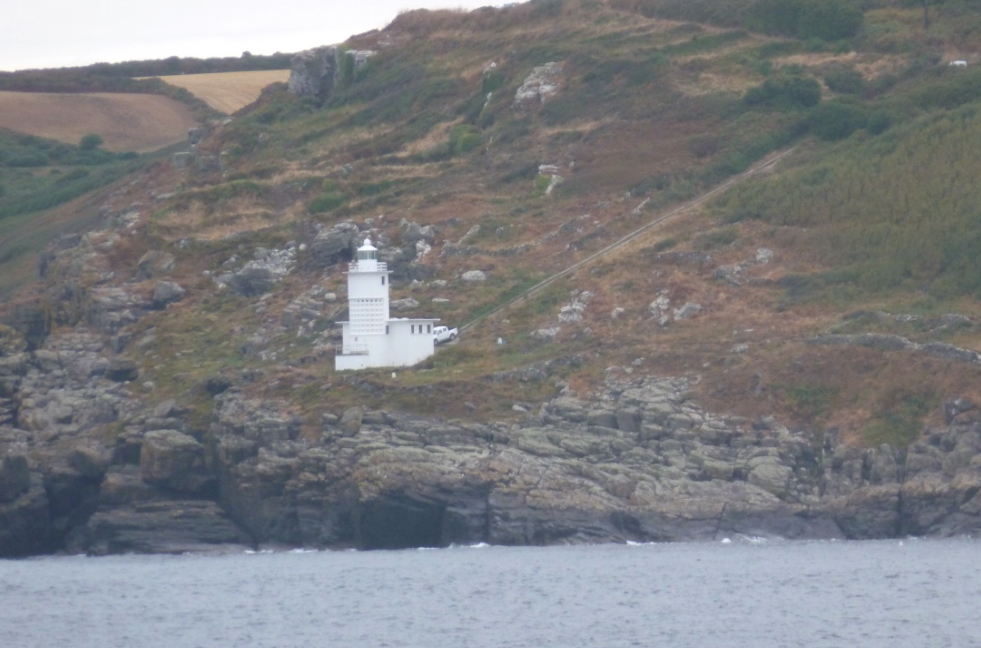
[0,91,199,152]
[150,70,290,113]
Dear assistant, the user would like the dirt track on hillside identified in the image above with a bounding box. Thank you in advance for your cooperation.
[460,147,797,333]
[0,91,199,152]
[151,70,290,114]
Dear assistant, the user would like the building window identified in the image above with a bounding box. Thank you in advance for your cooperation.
[386,325,389,334]
[411,325,415,334]
[427,324,432,334]
[381,276,386,285]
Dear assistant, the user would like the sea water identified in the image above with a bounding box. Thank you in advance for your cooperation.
[1,538,978,648]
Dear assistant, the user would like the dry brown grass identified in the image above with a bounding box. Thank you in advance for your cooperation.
[150,70,290,114]
[0,91,199,152]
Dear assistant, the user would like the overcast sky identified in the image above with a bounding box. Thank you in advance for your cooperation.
[1,0,501,72]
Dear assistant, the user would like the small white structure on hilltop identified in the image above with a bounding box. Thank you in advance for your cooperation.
[335,238,438,371]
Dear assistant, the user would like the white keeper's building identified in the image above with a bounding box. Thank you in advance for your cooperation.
[335,238,438,371]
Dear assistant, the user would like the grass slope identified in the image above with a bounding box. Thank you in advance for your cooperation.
[5,0,981,448]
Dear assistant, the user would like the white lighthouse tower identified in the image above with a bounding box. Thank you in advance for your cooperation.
[335,238,438,371]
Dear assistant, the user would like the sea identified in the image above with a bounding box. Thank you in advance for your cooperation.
[1,537,978,648]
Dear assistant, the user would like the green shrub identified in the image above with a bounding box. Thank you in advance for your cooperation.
[307,192,346,214]
[797,0,862,41]
[747,0,862,41]
[482,70,505,94]
[912,66,981,110]
[3,151,47,167]
[808,100,867,140]
[862,387,935,447]
[693,225,739,250]
[866,110,892,135]
[747,0,801,35]
[339,52,356,87]
[743,74,822,109]
[534,174,552,196]
[652,237,678,252]
[79,133,104,150]
[824,66,865,95]
[450,124,482,155]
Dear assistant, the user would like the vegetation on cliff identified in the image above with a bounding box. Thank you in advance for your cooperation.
[4,0,981,461]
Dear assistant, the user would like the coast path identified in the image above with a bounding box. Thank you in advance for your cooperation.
[459,147,796,334]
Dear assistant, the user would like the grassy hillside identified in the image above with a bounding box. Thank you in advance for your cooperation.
[4,0,981,449]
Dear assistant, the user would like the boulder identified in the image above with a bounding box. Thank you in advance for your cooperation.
[339,407,364,436]
[135,250,176,279]
[107,358,139,382]
[0,324,27,356]
[402,221,436,245]
[310,222,359,267]
[152,280,186,307]
[206,375,232,396]
[140,430,214,494]
[390,298,420,312]
[673,302,703,320]
[514,62,563,107]
[69,444,110,480]
[229,266,277,296]
[461,270,487,282]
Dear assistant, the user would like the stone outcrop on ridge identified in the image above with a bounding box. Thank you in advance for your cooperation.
[4,326,981,556]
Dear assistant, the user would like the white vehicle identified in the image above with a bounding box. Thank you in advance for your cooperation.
[433,326,458,345]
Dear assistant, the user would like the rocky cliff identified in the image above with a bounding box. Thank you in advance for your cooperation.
[3,298,980,555]
[4,1,981,557]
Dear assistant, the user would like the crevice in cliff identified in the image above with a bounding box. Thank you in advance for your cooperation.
[356,493,447,550]
[714,501,728,539]
[896,447,909,538]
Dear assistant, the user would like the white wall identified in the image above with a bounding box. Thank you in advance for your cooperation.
[336,319,437,371]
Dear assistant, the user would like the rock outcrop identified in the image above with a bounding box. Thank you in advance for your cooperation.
[514,62,563,108]
[3,285,981,557]
[287,48,375,106]
[4,338,981,555]
[288,47,341,105]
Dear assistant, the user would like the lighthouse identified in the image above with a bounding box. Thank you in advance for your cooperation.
[335,238,438,370]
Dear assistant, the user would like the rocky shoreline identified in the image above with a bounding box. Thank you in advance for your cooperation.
[3,325,980,556]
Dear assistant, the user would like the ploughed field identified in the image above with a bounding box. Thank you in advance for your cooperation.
[150,70,290,113]
[0,91,199,152]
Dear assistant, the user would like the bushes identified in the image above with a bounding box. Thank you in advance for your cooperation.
[307,180,347,214]
[743,74,822,109]
[746,0,863,41]
[866,110,891,135]
[450,124,483,155]
[712,105,981,299]
[693,226,740,250]
[482,70,505,94]
[911,66,981,110]
[797,0,863,41]
[808,100,868,140]
[824,66,865,95]
[0,131,145,221]
[78,133,103,151]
